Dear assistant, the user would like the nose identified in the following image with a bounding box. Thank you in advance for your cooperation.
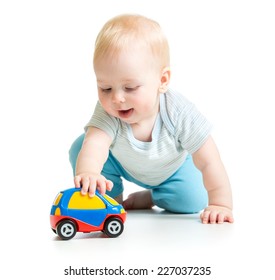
[112,90,125,104]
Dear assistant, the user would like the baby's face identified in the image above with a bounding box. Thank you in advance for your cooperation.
[94,46,162,125]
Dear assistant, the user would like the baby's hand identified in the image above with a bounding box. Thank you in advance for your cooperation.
[200,205,234,224]
[74,173,113,197]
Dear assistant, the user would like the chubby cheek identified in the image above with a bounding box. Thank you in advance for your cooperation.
[98,97,116,116]
[133,97,156,112]
[132,100,146,111]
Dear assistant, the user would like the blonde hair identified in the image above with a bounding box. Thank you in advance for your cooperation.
[93,14,170,69]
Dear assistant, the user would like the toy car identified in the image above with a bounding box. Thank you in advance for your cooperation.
[50,188,126,240]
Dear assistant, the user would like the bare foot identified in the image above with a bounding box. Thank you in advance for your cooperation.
[122,190,154,210]
[114,193,123,204]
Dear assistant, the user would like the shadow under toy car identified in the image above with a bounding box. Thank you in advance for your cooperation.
[50,188,126,240]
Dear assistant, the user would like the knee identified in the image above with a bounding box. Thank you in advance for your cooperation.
[68,134,85,174]
[152,187,208,214]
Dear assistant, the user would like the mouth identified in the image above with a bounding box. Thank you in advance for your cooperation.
[118,108,134,119]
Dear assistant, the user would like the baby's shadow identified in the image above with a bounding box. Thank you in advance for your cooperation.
[126,207,201,222]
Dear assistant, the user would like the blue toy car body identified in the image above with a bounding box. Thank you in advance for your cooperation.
[50,188,126,239]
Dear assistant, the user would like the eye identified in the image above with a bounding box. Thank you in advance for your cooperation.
[100,88,112,93]
[125,86,139,92]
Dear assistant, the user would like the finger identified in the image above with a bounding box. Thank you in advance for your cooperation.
[81,177,90,195]
[225,214,234,223]
[88,177,97,197]
[74,176,81,188]
[217,213,225,224]
[96,178,107,195]
[209,211,218,224]
[106,180,113,191]
[201,210,210,224]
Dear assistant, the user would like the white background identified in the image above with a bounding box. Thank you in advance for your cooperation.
[1,0,275,279]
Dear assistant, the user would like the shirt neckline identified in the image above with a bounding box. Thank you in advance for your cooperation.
[126,113,162,149]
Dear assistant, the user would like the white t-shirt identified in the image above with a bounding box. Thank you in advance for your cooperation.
[85,89,212,186]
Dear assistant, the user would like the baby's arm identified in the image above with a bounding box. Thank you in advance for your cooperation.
[193,136,234,224]
[74,127,113,197]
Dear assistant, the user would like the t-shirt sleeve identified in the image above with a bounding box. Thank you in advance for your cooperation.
[176,102,212,154]
[84,101,119,140]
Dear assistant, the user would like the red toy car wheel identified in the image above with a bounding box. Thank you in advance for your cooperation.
[104,217,124,238]
[56,219,77,240]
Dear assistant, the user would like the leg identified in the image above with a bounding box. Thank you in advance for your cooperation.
[123,190,154,210]
[68,134,124,199]
[152,155,208,213]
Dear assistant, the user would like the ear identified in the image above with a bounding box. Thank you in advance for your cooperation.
[159,67,171,93]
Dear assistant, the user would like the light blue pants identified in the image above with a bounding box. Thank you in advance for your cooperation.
[69,134,208,213]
